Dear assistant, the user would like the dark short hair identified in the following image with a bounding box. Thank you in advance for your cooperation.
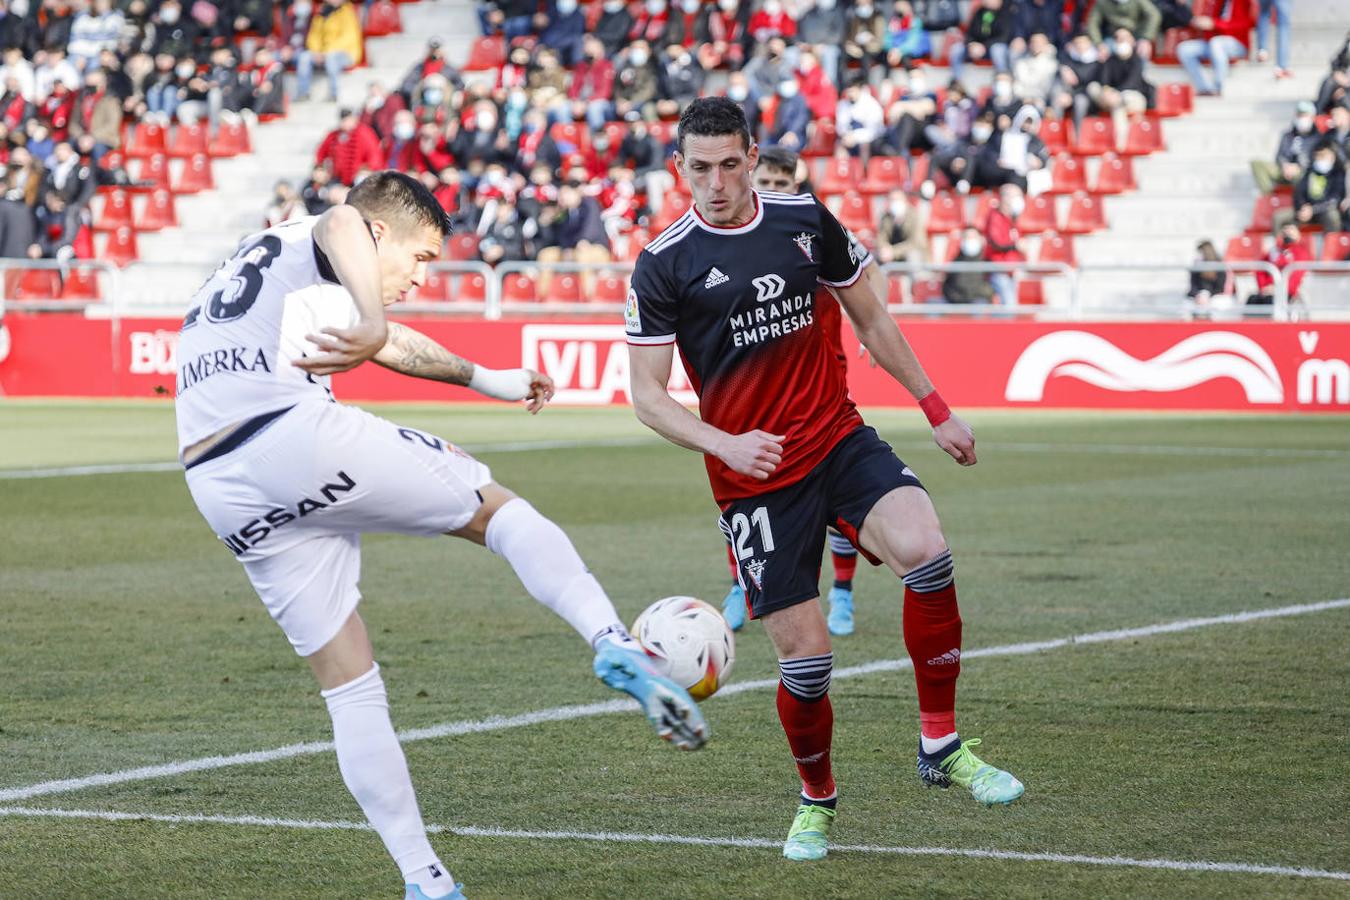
[346,170,451,238]
[756,145,798,178]
[678,96,751,154]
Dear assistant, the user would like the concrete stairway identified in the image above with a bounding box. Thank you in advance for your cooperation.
[118,0,477,310]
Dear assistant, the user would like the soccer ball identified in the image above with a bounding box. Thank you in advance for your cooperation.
[631,596,736,700]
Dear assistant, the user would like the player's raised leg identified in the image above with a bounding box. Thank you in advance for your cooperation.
[825,528,858,636]
[453,483,708,750]
[762,601,838,860]
[859,486,1023,806]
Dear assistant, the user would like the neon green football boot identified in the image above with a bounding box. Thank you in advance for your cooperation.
[917,738,1024,806]
[782,802,836,861]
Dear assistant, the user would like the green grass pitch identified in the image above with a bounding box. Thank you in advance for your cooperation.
[1,401,1348,899]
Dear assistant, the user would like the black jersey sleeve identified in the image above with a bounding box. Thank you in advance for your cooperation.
[626,248,680,344]
[814,195,867,288]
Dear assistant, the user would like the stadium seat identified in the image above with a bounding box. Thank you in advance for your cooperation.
[101,226,139,266]
[911,275,944,303]
[886,273,906,304]
[133,153,170,191]
[443,232,480,261]
[601,121,625,148]
[454,271,488,303]
[647,120,676,145]
[819,156,863,196]
[543,271,582,303]
[834,191,873,233]
[136,189,177,231]
[1155,82,1193,117]
[1061,193,1105,234]
[60,267,102,301]
[173,153,215,193]
[168,122,209,158]
[549,121,590,153]
[1224,234,1265,262]
[465,36,505,71]
[926,191,966,234]
[1248,194,1290,234]
[1037,118,1071,154]
[3,267,60,299]
[651,192,691,232]
[1072,117,1114,156]
[1036,231,1076,266]
[501,272,537,303]
[1091,153,1135,194]
[93,189,133,232]
[860,155,907,194]
[363,0,402,35]
[410,267,450,302]
[1017,278,1045,304]
[1321,232,1350,261]
[972,193,997,230]
[622,228,650,261]
[802,118,835,157]
[594,273,628,303]
[1123,118,1164,156]
[208,120,251,156]
[125,122,167,159]
[1018,194,1057,234]
[1049,154,1087,194]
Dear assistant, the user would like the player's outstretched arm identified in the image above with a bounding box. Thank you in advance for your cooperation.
[833,278,977,466]
[629,343,783,479]
[374,322,554,413]
[295,205,388,375]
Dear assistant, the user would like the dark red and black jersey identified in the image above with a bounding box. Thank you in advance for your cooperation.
[627,190,870,504]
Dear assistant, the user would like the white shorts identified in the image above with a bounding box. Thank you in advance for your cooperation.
[185,400,492,656]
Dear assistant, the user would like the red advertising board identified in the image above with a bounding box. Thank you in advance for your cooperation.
[2,313,1348,411]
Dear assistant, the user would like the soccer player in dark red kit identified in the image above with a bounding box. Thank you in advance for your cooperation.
[626,97,1023,861]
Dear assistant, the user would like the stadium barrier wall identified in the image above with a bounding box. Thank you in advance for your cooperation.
[2,312,1347,411]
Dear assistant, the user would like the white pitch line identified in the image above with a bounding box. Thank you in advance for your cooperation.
[1,806,1345,882]
[2,597,1347,805]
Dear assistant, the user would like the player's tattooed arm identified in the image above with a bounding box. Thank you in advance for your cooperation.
[373,321,474,385]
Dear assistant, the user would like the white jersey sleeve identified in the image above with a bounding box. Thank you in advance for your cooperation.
[174,216,365,453]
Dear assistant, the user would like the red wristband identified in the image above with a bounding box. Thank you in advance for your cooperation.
[918,391,951,428]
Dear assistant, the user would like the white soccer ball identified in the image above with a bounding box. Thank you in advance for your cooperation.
[632,596,735,700]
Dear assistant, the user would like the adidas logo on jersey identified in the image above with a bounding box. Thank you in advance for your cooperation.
[704,267,730,289]
[927,648,961,666]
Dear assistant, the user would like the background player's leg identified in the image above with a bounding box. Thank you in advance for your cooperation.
[308,612,458,898]
[721,539,746,631]
[825,528,858,636]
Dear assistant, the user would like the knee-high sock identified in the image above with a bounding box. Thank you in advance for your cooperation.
[777,654,836,799]
[322,665,444,879]
[485,498,631,647]
[901,550,961,739]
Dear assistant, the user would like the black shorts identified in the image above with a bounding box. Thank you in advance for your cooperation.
[718,425,924,620]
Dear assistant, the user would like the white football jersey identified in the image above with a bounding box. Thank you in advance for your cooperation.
[174,216,362,453]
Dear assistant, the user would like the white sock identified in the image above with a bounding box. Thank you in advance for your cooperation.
[321,665,448,881]
[405,862,456,898]
[485,498,637,649]
[921,731,960,756]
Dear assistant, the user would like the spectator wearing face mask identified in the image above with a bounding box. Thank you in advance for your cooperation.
[1187,239,1232,309]
[983,71,1023,129]
[950,0,1014,83]
[68,69,121,158]
[614,41,660,121]
[1013,32,1059,108]
[1250,101,1320,193]
[1274,143,1347,234]
[539,0,587,67]
[983,182,1026,306]
[841,1,887,80]
[296,0,364,102]
[593,0,636,56]
[314,106,383,186]
[1089,28,1154,150]
[977,105,1049,192]
[933,109,992,195]
[1320,105,1350,166]
[1053,31,1102,131]
[744,36,794,101]
[749,0,797,42]
[836,79,886,160]
[657,43,705,119]
[479,201,531,265]
[1174,0,1254,97]
[629,0,672,45]
[483,0,538,40]
[144,54,190,124]
[701,0,746,69]
[145,1,199,59]
[1086,0,1161,60]
[1249,221,1311,308]
[798,0,846,86]
[724,71,761,137]
[796,50,837,120]
[875,189,928,265]
[67,0,124,72]
[943,226,995,304]
[569,36,616,132]
[264,179,305,228]
[383,110,420,169]
[768,76,811,150]
[665,0,709,49]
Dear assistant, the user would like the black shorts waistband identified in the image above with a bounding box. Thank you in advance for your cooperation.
[185,406,294,471]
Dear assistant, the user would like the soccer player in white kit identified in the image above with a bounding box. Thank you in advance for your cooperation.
[175,171,707,900]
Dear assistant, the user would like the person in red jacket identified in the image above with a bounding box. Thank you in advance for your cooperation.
[1250,220,1313,310]
[1175,0,1255,96]
[569,35,616,131]
[315,107,384,186]
[983,182,1026,306]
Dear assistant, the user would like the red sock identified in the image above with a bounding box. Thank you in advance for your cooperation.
[832,551,858,585]
[725,542,738,581]
[903,583,962,739]
[776,682,836,799]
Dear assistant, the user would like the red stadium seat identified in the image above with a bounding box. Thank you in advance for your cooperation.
[363,0,402,35]
[549,121,590,152]
[1018,278,1045,305]
[622,228,650,261]
[801,118,835,157]
[208,120,251,156]
[1155,82,1193,117]
[651,192,691,232]
[1017,194,1057,234]
[101,226,139,266]
[1037,118,1071,154]
[817,155,863,195]
[125,122,167,159]
[4,268,60,299]
[594,273,628,303]
[911,275,945,303]
[601,121,624,148]
[1091,153,1135,194]
[859,155,907,194]
[168,122,209,158]
[409,267,450,302]
[939,229,962,263]
[1321,232,1350,261]
[926,191,966,234]
[835,191,873,233]
[501,272,537,303]
[1050,153,1086,194]
[1061,192,1105,234]
[133,153,170,191]
[454,271,488,303]
[1035,231,1076,266]
[60,267,102,300]
[1224,234,1265,262]
[173,153,215,193]
[543,271,582,304]
[971,193,997,230]
[1072,117,1114,156]
[94,189,133,232]
[886,273,906,304]
[1123,118,1164,156]
[136,189,177,231]
[465,36,505,72]
[1248,194,1290,234]
[443,232,479,261]
[647,120,676,145]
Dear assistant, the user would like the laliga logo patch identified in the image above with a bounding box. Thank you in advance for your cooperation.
[624,286,641,333]
[792,231,815,262]
[751,274,786,303]
[1005,331,1284,403]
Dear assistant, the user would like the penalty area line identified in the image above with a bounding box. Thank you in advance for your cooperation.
[1,598,1347,804]
[0,806,1345,882]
